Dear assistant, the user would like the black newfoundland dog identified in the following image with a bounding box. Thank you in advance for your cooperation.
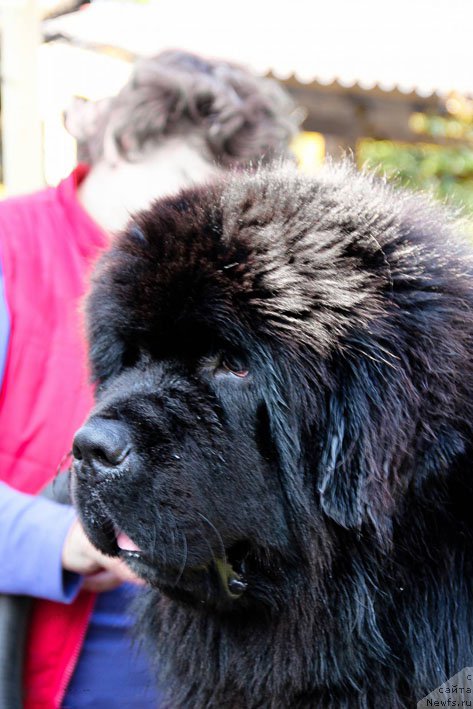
[72,163,473,708]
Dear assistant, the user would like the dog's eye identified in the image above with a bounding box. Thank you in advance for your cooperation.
[220,356,249,378]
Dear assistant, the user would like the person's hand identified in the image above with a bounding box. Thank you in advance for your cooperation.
[62,518,145,592]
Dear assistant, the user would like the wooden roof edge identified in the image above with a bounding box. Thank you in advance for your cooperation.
[268,72,467,105]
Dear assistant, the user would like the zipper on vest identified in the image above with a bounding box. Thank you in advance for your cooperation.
[54,604,92,708]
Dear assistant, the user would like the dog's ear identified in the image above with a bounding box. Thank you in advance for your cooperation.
[318,333,468,536]
[258,344,400,530]
[86,314,127,386]
[85,226,149,387]
[317,347,403,536]
[85,261,133,387]
[318,393,382,531]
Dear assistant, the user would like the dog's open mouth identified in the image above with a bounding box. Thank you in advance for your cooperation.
[92,515,251,602]
[73,468,253,604]
[116,529,145,559]
[115,529,249,600]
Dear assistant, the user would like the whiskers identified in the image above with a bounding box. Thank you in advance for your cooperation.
[169,512,227,588]
[172,529,188,587]
[196,512,227,567]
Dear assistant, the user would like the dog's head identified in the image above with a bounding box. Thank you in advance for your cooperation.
[72,164,473,613]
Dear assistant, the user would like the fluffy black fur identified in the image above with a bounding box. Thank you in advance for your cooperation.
[73,163,473,708]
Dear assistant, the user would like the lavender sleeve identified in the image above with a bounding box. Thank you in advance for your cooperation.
[0,483,82,601]
[0,261,8,383]
[0,266,82,602]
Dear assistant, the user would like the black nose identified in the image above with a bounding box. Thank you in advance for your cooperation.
[73,419,132,470]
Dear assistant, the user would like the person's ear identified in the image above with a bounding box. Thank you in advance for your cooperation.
[63,96,111,143]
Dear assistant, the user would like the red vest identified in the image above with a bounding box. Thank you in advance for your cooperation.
[0,166,108,707]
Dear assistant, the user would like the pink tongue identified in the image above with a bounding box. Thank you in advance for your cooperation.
[116,531,142,552]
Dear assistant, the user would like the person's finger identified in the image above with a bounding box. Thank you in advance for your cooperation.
[62,519,104,575]
[108,560,147,585]
[82,570,124,593]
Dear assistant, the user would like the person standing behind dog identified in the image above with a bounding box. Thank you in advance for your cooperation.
[0,50,301,707]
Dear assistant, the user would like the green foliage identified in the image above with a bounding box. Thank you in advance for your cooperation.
[358,139,473,219]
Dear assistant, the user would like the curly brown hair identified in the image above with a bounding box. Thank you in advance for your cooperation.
[74,50,303,167]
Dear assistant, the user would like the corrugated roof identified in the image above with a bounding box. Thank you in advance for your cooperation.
[44,0,473,98]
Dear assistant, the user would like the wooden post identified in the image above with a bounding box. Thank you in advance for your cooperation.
[0,0,44,195]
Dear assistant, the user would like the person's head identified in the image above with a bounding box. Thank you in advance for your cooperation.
[68,49,302,169]
[66,50,303,232]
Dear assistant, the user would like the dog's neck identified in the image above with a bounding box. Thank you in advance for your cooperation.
[140,521,473,709]
[143,582,387,708]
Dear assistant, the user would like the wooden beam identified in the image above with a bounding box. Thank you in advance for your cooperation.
[0,0,44,195]
[285,83,463,147]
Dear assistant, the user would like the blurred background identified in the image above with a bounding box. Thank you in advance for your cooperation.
[1,0,473,220]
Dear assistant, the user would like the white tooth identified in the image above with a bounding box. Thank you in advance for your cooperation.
[125,551,142,559]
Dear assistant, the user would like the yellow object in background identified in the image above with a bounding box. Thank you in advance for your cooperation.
[291,131,325,173]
